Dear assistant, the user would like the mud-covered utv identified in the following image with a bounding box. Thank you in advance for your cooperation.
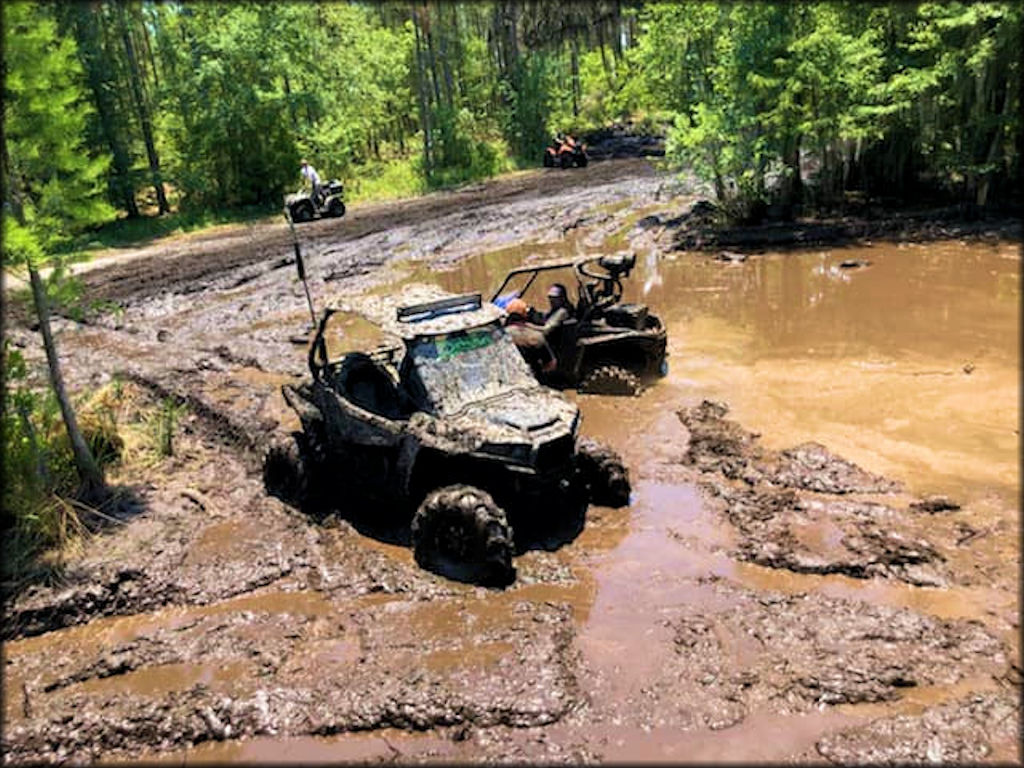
[284,179,346,223]
[264,286,630,587]
[492,253,668,396]
[543,135,589,168]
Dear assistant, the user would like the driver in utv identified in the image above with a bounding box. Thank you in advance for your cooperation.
[503,298,556,376]
[542,283,574,336]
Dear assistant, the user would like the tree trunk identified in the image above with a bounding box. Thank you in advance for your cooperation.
[779,133,802,215]
[434,1,455,111]
[27,263,106,500]
[412,5,433,175]
[596,22,615,90]
[70,5,139,218]
[570,36,580,118]
[118,1,170,214]
[140,6,160,92]
[3,141,105,500]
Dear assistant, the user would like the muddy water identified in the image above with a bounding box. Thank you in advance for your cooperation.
[406,235,1019,758]
[433,237,1019,503]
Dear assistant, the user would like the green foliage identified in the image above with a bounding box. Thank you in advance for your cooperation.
[150,397,186,457]
[646,1,1020,218]
[501,56,556,162]
[347,156,426,203]
[2,1,115,254]
[3,0,1019,236]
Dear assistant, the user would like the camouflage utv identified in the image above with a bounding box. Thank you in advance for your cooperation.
[264,286,630,587]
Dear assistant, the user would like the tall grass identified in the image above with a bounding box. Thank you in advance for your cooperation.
[2,357,187,585]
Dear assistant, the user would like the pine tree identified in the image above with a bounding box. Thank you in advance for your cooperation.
[2,1,115,501]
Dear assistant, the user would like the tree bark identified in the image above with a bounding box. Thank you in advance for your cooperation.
[411,4,433,175]
[3,140,105,500]
[596,21,615,90]
[69,5,139,218]
[118,1,170,214]
[27,264,105,500]
[434,1,456,111]
[570,36,580,118]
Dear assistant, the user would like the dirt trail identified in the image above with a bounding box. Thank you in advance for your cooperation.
[2,158,1019,764]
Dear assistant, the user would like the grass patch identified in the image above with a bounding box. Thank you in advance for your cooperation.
[2,372,189,588]
[345,157,427,204]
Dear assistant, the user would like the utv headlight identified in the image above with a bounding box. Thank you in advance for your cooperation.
[479,442,532,464]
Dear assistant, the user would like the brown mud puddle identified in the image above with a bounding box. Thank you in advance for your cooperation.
[2,162,1019,763]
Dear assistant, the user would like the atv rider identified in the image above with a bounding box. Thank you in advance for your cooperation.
[300,159,322,206]
[503,298,556,376]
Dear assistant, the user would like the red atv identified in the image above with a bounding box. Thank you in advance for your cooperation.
[543,134,589,168]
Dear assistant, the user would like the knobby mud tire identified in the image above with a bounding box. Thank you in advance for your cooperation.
[263,432,310,506]
[327,198,346,218]
[411,485,516,587]
[576,153,589,168]
[263,426,325,509]
[577,439,631,507]
[579,364,643,396]
[291,202,314,223]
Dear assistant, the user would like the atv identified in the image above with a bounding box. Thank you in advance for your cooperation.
[543,135,589,169]
[284,179,347,223]
[263,286,630,587]
[492,253,668,396]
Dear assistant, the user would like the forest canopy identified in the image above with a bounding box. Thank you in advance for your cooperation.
[2,0,1019,227]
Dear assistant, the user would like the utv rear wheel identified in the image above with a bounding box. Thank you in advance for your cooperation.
[576,153,588,168]
[560,152,573,169]
[326,198,346,218]
[577,439,631,507]
[579,364,643,396]
[412,485,515,587]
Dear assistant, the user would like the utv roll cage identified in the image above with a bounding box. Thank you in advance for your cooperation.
[490,253,637,319]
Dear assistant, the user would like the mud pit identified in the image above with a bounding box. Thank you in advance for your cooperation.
[3,159,1020,763]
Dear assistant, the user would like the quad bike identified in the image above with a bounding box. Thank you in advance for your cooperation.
[284,179,346,223]
[492,253,668,396]
[543,135,589,168]
[263,286,630,587]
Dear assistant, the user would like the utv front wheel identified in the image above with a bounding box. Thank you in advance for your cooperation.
[291,201,314,223]
[577,439,631,507]
[263,432,310,506]
[579,364,642,396]
[412,485,515,587]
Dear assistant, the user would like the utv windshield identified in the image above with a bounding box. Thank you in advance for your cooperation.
[408,322,537,415]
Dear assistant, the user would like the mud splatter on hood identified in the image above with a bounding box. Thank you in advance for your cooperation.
[458,388,578,436]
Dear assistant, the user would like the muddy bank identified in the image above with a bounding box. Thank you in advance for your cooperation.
[677,400,958,587]
[652,198,1021,254]
[581,122,666,161]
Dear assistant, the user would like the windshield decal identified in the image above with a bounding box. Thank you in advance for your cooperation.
[435,329,496,360]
